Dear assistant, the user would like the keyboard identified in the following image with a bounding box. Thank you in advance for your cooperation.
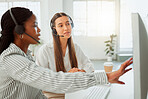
[83,85,111,99]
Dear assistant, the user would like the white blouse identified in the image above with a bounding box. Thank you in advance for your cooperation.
[36,42,94,73]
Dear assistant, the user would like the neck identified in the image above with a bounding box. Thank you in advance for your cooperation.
[60,38,68,49]
[14,40,29,54]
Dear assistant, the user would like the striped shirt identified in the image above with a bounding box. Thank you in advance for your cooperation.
[0,43,108,99]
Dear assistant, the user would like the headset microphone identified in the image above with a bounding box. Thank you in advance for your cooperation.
[24,32,40,43]
[9,8,40,43]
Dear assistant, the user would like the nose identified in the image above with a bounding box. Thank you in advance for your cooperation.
[37,27,41,33]
[37,27,41,36]
[63,25,68,30]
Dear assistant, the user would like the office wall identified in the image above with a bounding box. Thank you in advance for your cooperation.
[73,36,109,60]
[40,0,119,60]
[40,0,63,43]
[128,0,148,35]
[39,0,109,60]
[40,0,50,43]
[62,0,148,60]
[63,0,111,60]
[72,0,148,60]
[129,0,148,17]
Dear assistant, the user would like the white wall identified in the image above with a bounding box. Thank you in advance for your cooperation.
[33,0,64,56]
[63,0,73,17]
[40,0,111,60]
[128,0,148,17]
[1,0,148,60]
[63,0,110,60]
[40,0,63,43]
[127,0,148,37]
[40,0,50,43]
[41,0,147,60]
[63,0,148,60]
[73,36,109,59]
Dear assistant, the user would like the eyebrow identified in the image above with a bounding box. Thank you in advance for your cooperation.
[57,21,70,25]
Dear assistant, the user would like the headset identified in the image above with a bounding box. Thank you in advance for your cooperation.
[50,15,74,37]
[9,8,40,43]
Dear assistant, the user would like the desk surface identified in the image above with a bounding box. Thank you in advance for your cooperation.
[65,70,134,99]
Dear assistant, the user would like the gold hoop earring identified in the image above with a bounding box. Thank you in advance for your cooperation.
[20,34,24,39]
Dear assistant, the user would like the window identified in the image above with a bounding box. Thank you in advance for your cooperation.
[0,1,40,30]
[119,0,132,52]
[73,0,115,36]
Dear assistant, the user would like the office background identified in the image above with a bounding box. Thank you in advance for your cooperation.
[0,1,147,98]
[0,0,148,61]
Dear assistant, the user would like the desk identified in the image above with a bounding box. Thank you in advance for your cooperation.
[65,70,134,99]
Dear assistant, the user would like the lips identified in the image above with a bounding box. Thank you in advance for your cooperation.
[64,32,70,35]
[36,37,40,40]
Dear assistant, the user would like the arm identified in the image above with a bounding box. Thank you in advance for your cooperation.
[75,44,94,73]
[3,54,108,94]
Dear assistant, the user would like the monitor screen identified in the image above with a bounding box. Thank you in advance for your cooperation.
[132,13,148,99]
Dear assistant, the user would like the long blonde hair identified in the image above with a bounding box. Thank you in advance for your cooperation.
[50,12,78,72]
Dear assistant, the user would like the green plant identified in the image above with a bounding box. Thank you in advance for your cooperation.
[104,34,117,56]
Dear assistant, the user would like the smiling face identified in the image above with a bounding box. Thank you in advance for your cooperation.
[23,14,40,44]
[54,16,72,39]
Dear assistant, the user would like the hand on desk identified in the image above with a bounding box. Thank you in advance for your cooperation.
[106,57,133,84]
[68,68,86,73]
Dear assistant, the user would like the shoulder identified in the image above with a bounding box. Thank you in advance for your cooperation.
[73,42,86,56]
[73,43,82,51]
[39,42,53,52]
[1,43,24,58]
[74,43,80,49]
[0,44,30,64]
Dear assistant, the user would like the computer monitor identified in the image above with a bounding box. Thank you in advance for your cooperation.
[132,13,148,99]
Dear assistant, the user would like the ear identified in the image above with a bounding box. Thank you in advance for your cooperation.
[13,32,21,40]
[52,27,57,33]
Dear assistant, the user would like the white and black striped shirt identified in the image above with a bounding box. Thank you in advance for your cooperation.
[0,43,108,99]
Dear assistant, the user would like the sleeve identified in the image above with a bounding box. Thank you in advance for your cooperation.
[35,45,49,68]
[3,54,108,94]
[75,44,95,73]
[35,90,47,99]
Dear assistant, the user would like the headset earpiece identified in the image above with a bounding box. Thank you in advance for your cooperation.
[15,25,25,34]
[9,8,25,34]
[52,28,56,34]
[68,16,74,28]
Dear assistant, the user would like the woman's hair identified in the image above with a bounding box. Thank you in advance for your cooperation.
[50,12,78,72]
[0,7,33,54]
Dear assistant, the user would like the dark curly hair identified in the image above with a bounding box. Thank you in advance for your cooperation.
[0,7,33,54]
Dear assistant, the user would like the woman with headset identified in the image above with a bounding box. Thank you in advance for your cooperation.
[36,13,95,74]
[35,13,133,99]
[0,7,132,99]
[36,12,95,98]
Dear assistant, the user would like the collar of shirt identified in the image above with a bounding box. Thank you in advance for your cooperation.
[11,43,32,56]
[1,43,32,58]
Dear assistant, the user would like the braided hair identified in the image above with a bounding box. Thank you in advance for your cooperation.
[0,7,32,54]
